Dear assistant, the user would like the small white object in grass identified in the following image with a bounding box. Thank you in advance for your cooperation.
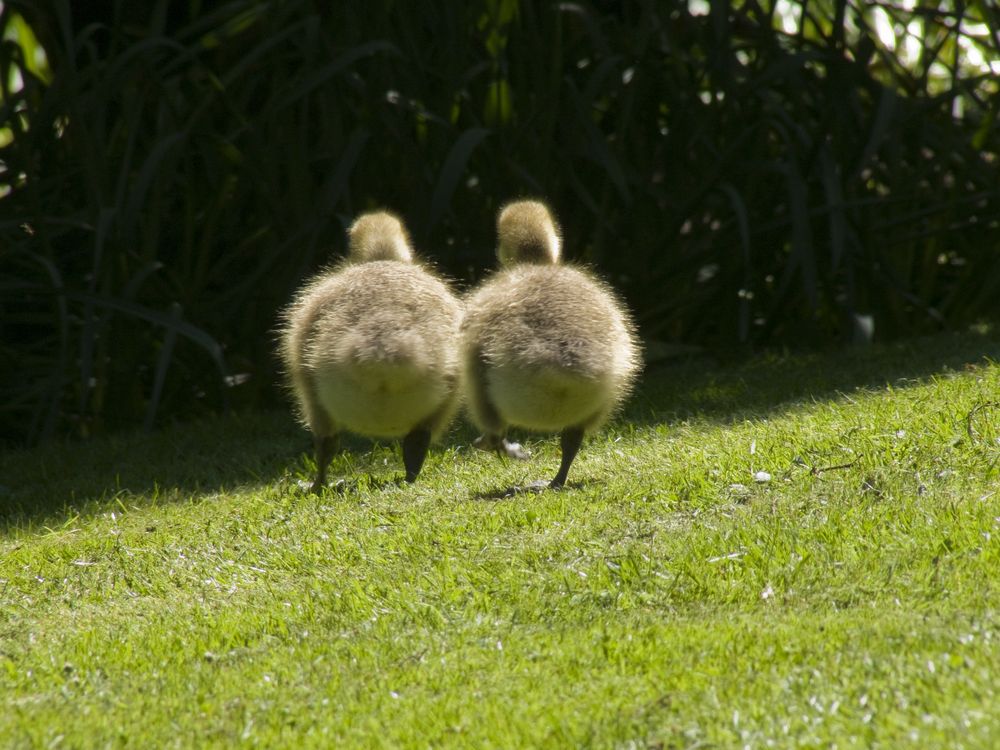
[761,584,775,600]
[496,640,503,651]
[750,439,756,455]
[754,471,771,483]
[707,551,744,563]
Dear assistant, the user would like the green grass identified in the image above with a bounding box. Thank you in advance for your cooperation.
[2,330,1000,748]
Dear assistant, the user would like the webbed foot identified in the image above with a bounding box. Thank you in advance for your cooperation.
[473,434,530,460]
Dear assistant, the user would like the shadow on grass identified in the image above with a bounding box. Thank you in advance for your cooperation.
[2,327,998,530]
[0,410,427,530]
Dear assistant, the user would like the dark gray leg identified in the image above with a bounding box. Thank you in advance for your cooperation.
[550,427,585,488]
[311,433,340,494]
[402,427,432,483]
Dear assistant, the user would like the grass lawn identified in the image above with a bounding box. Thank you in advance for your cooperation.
[2,330,999,748]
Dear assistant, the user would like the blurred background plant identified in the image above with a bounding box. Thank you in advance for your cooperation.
[1,0,998,447]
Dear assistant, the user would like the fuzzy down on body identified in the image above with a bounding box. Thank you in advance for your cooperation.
[462,263,637,436]
[289,262,461,439]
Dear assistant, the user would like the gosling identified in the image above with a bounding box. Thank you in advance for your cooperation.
[279,211,462,492]
[460,200,640,489]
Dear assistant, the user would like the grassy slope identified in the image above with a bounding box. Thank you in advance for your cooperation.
[2,331,999,748]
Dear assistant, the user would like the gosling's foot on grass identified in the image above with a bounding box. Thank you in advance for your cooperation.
[473,434,530,460]
[525,479,554,492]
[521,477,574,491]
[298,477,348,494]
[507,478,571,494]
[473,483,540,500]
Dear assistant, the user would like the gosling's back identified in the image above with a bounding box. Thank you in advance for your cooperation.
[280,209,463,443]
[462,262,638,433]
[291,262,461,438]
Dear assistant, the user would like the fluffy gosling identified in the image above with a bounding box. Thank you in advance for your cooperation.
[279,211,462,492]
[460,200,640,489]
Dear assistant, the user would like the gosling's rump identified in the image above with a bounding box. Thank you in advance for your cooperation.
[292,261,462,436]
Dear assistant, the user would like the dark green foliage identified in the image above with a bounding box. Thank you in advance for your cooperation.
[1,0,998,446]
